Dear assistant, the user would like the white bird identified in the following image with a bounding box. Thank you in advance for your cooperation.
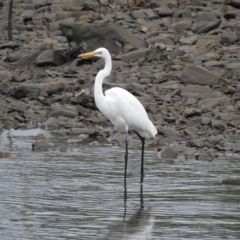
[78,48,157,187]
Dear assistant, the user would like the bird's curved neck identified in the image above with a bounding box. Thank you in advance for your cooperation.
[94,55,112,109]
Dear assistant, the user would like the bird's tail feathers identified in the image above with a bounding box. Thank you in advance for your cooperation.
[149,121,158,138]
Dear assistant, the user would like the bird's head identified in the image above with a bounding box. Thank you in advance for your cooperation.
[78,47,109,59]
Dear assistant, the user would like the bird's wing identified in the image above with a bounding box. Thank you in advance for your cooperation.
[104,87,156,138]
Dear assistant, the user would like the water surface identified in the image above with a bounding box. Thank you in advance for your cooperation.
[0,129,239,239]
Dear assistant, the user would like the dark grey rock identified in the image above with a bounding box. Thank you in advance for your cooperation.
[221,142,240,152]
[199,98,225,113]
[223,12,237,20]
[21,9,34,23]
[0,67,13,81]
[196,52,220,62]
[180,92,203,99]
[207,135,224,146]
[50,107,78,118]
[119,48,157,62]
[148,36,174,49]
[220,32,238,45]
[172,19,192,32]
[32,0,52,9]
[184,127,199,137]
[32,141,52,151]
[0,151,12,158]
[7,50,30,63]
[197,20,222,34]
[191,22,206,33]
[180,65,219,86]
[41,117,82,130]
[226,62,240,70]
[0,41,20,49]
[196,12,218,22]
[198,97,229,109]
[228,0,240,9]
[11,82,64,99]
[194,152,218,162]
[49,18,75,32]
[172,8,191,18]
[36,50,67,66]
[186,139,206,148]
[71,90,95,110]
[184,108,201,118]
[60,22,147,59]
[179,35,198,45]
[204,60,226,68]
[146,105,158,114]
[186,116,202,128]
[212,119,226,131]
[0,117,19,129]
[162,127,181,138]
[13,73,30,82]
[158,146,178,160]
[17,51,42,67]
[202,117,212,125]
[222,177,240,185]
[185,97,197,105]
[90,116,108,124]
[232,93,240,102]
[0,0,4,9]
[165,116,176,124]
[155,6,173,17]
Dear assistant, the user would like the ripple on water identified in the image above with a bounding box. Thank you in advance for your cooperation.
[0,129,240,239]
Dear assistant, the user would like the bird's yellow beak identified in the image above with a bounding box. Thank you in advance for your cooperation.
[78,51,97,59]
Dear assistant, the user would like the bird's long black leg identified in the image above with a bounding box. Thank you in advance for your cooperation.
[140,137,145,185]
[140,137,145,207]
[133,131,145,184]
[124,131,128,190]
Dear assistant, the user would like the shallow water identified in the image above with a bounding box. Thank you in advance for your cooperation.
[0,129,239,240]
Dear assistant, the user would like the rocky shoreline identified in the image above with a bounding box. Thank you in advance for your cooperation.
[0,0,240,159]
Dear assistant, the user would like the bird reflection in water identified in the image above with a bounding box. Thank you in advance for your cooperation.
[103,187,155,240]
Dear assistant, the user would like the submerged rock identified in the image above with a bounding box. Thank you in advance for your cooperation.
[32,141,53,152]
[194,152,218,162]
[222,177,240,186]
[0,151,12,158]
[158,146,178,160]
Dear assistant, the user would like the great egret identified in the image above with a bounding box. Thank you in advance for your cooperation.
[78,48,157,187]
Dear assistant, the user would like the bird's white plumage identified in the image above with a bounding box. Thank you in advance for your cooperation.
[103,87,156,138]
[79,47,157,139]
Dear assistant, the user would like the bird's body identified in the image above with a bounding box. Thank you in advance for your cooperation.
[99,87,156,138]
[78,48,157,191]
